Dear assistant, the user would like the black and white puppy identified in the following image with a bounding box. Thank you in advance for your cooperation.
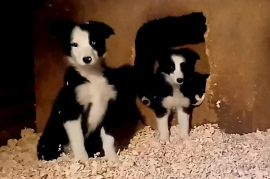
[180,72,209,107]
[134,12,207,101]
[37,20,119,162]
[139,48,208,140]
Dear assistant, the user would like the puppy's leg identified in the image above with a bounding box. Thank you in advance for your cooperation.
[100,127,120,163]
[155,108,170,141]
[176,107,190,139]
[86,100,108,136]
[63,117,88,161]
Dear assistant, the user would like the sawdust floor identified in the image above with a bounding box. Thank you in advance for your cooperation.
[0,124,270,179]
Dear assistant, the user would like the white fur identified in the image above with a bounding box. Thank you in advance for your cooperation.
[70,26,99,66]
[65,56,117,161]
[63,119,89,161]
[74,64,117,136]
[100,127,119,162]
[177,107,190,139]
[156,111,170,141]
[164,55,185,85]
[193,93,205,106]
[162,86,190,109]
[161,69,191,140]
[160,87,190,140]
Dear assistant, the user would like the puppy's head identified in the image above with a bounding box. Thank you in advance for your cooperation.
[157,48,200,85]
[181,72,209,106]
[51,19,114,66]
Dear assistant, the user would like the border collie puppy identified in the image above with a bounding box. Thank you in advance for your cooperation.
[37,20,119,162]
[139,48,208,140]
[134,12,207,100]
[180,72,209,107]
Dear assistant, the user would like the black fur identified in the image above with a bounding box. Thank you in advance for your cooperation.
[51,19,114,57]
[85,65,141,157]
[37,19,140,161]
[181,72,209,105]
[139,49,208,118]
[134,12,207,99]
[157,48,200,80]
[80,21,115,56]
[37,67,88,160]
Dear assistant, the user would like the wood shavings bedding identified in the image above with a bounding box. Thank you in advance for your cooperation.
[0,124,270,179]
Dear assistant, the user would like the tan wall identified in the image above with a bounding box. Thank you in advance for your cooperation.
[34,0,270,134]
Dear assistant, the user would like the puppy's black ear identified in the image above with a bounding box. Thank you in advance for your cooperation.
[177,48,200,61]
[50,19,76,50]
[87,21,115,39]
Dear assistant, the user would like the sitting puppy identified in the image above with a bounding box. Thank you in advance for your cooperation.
[139,48,208,140]
[37,20,120,162]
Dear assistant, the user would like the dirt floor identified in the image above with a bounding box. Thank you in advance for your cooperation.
[0,123,269,179]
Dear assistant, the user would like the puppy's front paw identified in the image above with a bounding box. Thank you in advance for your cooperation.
[37,143,62,161]
[74,151,89,162]
[106,153,120,163]
[159,132,170,141]
[179,129,189,139]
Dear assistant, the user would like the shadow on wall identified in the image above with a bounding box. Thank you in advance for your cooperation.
[133,12,210,130]
[0,0,46,146]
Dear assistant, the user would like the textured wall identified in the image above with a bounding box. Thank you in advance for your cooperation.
[34,0,270,134]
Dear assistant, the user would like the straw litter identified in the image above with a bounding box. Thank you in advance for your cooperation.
[0,123,270,179]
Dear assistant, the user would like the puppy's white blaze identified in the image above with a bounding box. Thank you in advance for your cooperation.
[169,55,185,84]
[63,119,88,161]
[70,26,98,66]
[141,96,151,106]
[176,107,190,139]
[100,127,119,162]
[193,93,205,106]
[156,112,170,141]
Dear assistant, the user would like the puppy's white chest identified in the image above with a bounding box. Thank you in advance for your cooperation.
[76,75,117,106]
[162,88,190,109]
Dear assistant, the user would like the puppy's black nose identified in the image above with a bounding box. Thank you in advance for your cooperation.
[176,78,184,84]
[83,56,92,64]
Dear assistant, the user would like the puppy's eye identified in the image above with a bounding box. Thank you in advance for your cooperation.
[70,42,78,47]
[141,96,151,106]
[181,63,186,69]
[91,41,96,46]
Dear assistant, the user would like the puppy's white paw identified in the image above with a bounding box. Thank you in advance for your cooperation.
[74,151,89,162]
[179,130,189,139]
[106,154,120,163]
[159,133,170,141]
